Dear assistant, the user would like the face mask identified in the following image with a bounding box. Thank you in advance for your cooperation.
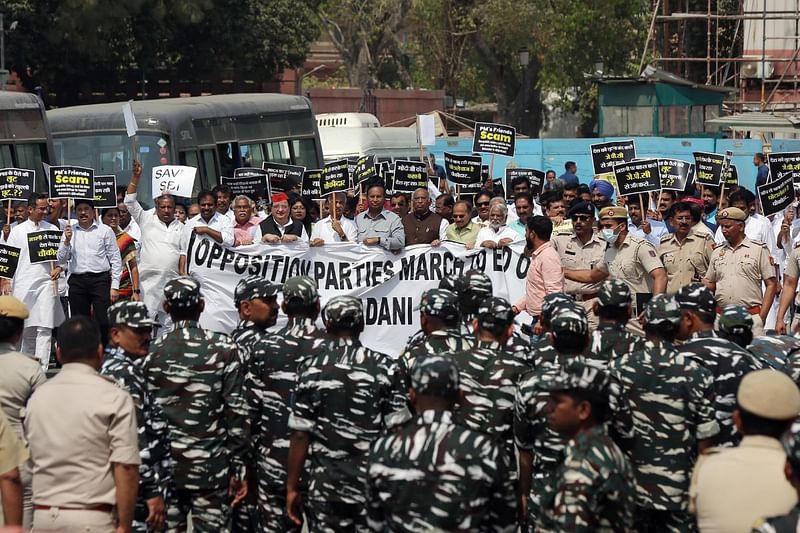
[600,227,618,243]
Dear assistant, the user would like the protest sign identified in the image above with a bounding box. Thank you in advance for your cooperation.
[505,168,545,199]
[692,152,725,186]
[590,140,636,174]
[724,165,739,187]
[301,170,322,201]
[657,159,692,191]
[27,230,62,264]
[262,162,305,193]
[321,159,350,196]
[151,165,196,198]
[418,114,436,146]
[48,166,94,200]
[0,244,20,279]
[758,172,795,217]
[392,161,428,193]
[0,168,34,201]
[768,152,800,185]
[185,237,528,356]
[224,167,269,199]
[472,122,516,157]
[443,152,482,186]
[384,171,395,196]
[122,101,137,138]
[614,159,660,196]
[352,155,377,186]
[93,175,117,208]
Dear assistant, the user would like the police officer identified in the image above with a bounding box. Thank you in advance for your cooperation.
[612,294,719,532]
[230,276,280,363]
[589,279,646,365]
[246,276,326,532]
[366,356,516,532]
[536,358,637,532]
[552,200,606,330]
[286,296,411,531]
[25,317,140,533]
[691,370,800,532]
[0,408,27,527]
[752,428,800,532]
[400,288,473,370]
[142,277,247,532]
[676,283,756,448]
[659,200,713,294]
[705,207,777,336]
[101,300,173,533]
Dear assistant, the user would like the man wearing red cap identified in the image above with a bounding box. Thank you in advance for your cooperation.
[255,193,308,243]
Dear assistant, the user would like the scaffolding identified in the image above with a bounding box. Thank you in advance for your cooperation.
[649,0,800,114]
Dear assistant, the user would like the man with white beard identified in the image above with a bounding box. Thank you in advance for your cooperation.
[475,203,520,249]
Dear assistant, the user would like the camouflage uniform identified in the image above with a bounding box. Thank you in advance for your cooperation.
[589,280,646,367]
[230,276,280,365]
[611,295,720,532]
[751,429,800,533]
[366,356,516,532]
[101,301,174,533]
[749,335,800,374]
[400,289,473,371]
[289,296,411,532]
[676,284,755,448]
[246,276,326,532]
[142,277,247,533]
[537,359,637,533]
[450,298,528,468]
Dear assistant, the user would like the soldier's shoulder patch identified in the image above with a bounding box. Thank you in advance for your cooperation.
[712,241,727,249]
[648,249,657,257]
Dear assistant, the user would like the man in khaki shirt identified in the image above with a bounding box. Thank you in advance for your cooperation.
[659,201,713,294]
[776,240,800,335]
[0,408,28,527]
[704,207,777,337]
[552,201,606,330]
[25,316,140,533]
[0,296,46,530]
[690,370,800,533]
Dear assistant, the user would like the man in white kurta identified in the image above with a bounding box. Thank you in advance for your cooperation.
[5,194,65,369]
[124,162,183,329]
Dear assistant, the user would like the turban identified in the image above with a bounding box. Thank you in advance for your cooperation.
[589,179,614,199]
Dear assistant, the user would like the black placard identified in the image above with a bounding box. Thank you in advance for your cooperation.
[472,122,516,157]
[321,159,350,196]
[723,165,739,187]
[768,152,800,185]
[505,168,545,199]
[657,159,692,191]
[262,162,305,193]
[590,140,637,174]
[444,152,482,187]
[301,170,322,201]
[393,161,428,193]
[0,244,20,279]
[481,165,490,182]
[384,171,395,196]
[692,152,725,187]
[614,159,660,196]
[232,167,270,199]
[48,165,94,199]
[93,175,117,208]
[0,168,34,201]
[352,155,377,186]
[27,230,62,264]
[758,172,796,217]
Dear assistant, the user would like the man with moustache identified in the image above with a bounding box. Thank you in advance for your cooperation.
[659,201,713,294]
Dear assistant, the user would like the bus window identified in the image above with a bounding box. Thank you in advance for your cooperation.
[266,141,291,164]
[179,151,202,199]
[217,143,240,178]
[291,139,318,169]
[0,145,12,167]
[240,143,265,168]
[200,149,218,189]
[15,143,47,172]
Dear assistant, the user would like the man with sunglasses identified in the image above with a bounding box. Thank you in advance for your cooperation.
[659,201,713,294]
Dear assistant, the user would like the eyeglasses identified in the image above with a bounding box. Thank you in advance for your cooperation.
[674,216,692,222]
[571,215,591,221]
[476,201,490,207]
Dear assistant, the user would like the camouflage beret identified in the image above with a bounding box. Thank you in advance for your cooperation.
[0,296,28,320]
[643,294,680,326]
[717,207,747,222]
[476,297,515,329]
[597,279,632,308]
[598,206,628,220]
[163,277,202,309]
[322,295,364,329]
[109,301,157,328]
[782,427,800,467]
[417,288,459,321]
[675,283,716,316]
[234,276,280,307]
[550,303,588,337]
[541,293,575,323]
[544,359,610,396]
[738,369,800,420]
[410,355,460,397]
[282,276,319,305]
[438,275,460,293]
[717,304,753,336]
[458,270,493,300]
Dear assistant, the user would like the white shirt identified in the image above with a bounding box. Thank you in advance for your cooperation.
[56,221,123,290]
[628,218,670,248]
[310,216,357,243]
[122,218,141,243]
[179,212,235,255]
[475,224,521,245]
[252,218,310,243]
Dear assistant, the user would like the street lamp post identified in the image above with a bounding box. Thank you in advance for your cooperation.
[296,64,326,96]
[518,47,530,136]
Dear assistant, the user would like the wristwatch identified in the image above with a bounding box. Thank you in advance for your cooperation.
[133,289,141,294]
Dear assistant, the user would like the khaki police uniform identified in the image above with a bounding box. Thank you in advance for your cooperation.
[706,237,774,336]
[0,408,28,528]
[552,231,606,330]
[783,242,800,331]
[659,229,713,294]
[25,363,140,533]
[597,232,664,316]
[690,370,800,533]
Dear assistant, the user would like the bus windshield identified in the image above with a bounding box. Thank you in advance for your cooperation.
[52,133,170,201]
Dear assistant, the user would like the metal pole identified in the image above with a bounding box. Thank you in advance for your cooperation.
[761,0,766,111]
[1,14,5,72]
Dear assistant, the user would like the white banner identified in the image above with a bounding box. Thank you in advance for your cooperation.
[152,165,196,199]
[185,238,530,356]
